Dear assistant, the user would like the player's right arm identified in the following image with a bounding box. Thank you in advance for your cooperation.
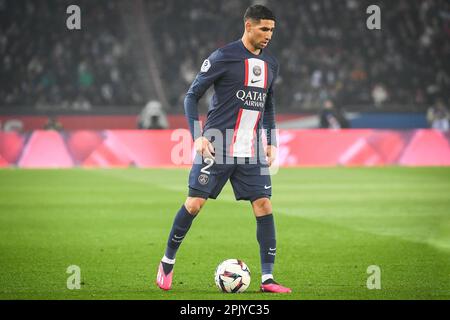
[184,50,226,159]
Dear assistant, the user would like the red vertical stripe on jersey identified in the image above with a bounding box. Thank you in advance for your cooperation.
[230,108,244,156]
[264,62,268,89]
[244,59,249,86]
[250,111,262,157]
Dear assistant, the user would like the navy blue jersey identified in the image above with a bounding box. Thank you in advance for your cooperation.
[185,39,279,161]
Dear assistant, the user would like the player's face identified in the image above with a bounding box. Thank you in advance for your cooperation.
[248,19,275,50]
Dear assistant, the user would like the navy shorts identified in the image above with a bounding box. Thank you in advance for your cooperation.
[188,155,272,202]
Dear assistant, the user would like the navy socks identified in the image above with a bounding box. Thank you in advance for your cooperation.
[256,214,276,277]
[164,205,197,260]
[162,207,276,281]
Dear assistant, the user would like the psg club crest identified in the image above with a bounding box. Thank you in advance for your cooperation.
[198,174,209,185]
[253,65,262,76]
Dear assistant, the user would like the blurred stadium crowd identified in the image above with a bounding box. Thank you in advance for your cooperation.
[0,0,449,115]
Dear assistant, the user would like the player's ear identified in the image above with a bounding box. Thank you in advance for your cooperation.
[244,19,253,33]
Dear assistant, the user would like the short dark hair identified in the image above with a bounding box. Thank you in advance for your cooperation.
[244,4,276,23]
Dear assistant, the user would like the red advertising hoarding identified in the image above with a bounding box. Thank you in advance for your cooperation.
[1,129,449,168]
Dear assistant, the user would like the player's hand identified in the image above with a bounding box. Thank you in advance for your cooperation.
[266,145,277,167]
[194,137,215,160]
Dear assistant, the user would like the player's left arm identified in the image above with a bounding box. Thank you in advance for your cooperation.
[263,63,279,166]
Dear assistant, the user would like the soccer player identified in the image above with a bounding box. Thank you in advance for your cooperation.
[156,4,291,293]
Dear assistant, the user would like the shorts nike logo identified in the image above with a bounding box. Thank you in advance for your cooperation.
[251,79,261,83]
[269,248,276,251]
[264,185,272,189]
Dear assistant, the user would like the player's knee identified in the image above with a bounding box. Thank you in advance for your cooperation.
[252,197,272,215]
[184,197,206,215]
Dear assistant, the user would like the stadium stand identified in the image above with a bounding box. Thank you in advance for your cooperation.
[0,0,449,123]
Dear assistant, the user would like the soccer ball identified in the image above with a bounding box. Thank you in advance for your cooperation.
[214,259,251,293]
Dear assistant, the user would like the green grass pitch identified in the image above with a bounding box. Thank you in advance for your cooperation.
[0,167,449,300]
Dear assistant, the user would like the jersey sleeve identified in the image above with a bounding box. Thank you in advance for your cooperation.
[263,63,279,147]
[184,50,227,140]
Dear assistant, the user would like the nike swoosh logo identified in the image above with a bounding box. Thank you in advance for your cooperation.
[269,248,276,251]
[264,185,272,189]
[250,79,261,83]
[173,235,184,239]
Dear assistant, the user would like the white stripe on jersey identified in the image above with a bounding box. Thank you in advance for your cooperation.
[230,108,261,157]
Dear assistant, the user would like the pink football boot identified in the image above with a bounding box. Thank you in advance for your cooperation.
[156,262,173,291]
[260,280,292,293]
